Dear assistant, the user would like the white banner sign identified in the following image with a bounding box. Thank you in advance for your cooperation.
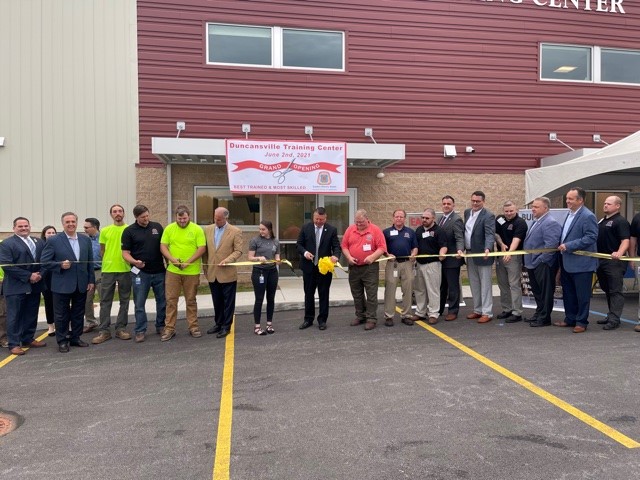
[226,140,347,194]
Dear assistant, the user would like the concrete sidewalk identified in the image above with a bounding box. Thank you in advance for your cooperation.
[36,277,487,325]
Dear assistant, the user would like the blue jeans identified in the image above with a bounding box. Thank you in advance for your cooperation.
[132,271,166,334]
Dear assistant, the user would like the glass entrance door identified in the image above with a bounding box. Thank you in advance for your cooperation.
[276,189,356,276]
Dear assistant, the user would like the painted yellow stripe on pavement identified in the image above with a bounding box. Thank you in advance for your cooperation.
[212,320,235,480]
[417,322,640,448]
[0,331,50,369]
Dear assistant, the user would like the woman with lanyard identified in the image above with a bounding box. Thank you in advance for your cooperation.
[247,220,280,335]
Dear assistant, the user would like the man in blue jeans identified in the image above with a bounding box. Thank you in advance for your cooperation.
[121,205,166,343]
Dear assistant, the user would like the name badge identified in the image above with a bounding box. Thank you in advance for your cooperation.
[422,231,429,238]
[363,244,372,251]
[497,217,506,225]
[390,230,398,236]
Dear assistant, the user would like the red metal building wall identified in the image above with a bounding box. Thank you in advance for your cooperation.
[137,0,640,173]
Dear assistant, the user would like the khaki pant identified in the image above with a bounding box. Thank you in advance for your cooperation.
[85,269,101,325]
[414,262,442,318]
[165,271,200,333]
[384,261,414,318]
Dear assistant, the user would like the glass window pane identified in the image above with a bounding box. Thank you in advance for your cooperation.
[195,187,260,226]
[602,49,640,84]
[283,29,343,70]
[277,194,316,240]
[541,44,591,81]
[208,24,271,66]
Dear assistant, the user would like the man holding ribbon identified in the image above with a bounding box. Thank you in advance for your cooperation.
[523,197,561,327]
[382,209,418,327]
[203,207,243,338]
[0,217,46,355]
[297,207,341,331]
[595,195,630,331]
[555,187,598,333]
[342,209,387,331]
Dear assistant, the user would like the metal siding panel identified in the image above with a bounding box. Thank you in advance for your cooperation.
[134,1,640,174]
[0,0,138,231]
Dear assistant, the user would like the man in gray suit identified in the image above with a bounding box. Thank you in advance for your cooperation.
[523,197,561,327]
[438,195,465,321]
[464,191,495,323]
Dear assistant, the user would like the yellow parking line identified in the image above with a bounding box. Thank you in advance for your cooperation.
[0,331,50,369]
[417,322,640,449]
[212,320,235,480]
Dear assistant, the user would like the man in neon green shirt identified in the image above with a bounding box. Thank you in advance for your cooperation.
[159,205,206,341]
[92,204,132,344]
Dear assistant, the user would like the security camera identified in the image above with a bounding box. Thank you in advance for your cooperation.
[465,146,475,153]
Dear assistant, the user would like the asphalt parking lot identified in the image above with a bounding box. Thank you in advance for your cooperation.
[1,293,640,480]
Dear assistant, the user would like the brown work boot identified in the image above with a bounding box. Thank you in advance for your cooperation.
[134,333,145,343]
[364,321,376,331]
[350,318,365,326]
[161,330,176,342]
[91,332,112,344]
[115,330,132,340]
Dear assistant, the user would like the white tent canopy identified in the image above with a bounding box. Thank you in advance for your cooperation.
[525,130,640,204]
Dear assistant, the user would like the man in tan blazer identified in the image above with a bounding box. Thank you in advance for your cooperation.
[204,207,243,338]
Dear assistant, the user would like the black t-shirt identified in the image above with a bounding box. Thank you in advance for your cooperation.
[495,215,528,249]
[414,224,446,264]
[121,221,166,274]
[631,213,640,238]
[597,213,630,254]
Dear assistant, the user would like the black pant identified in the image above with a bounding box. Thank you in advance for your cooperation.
[303,265,333,324]
[210,280,237,329]
[5,292,40,348]
[42,289,55,324]
[53,289,87,345]
[440,266,461,315]
[596,259,627,323]
[527,263,557,324]
[251,267,278,323]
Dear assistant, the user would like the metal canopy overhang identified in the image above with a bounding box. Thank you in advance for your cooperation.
[525,130,640,203]
[151,137,405,169]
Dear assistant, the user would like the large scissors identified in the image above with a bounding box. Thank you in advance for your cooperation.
[272,157,298,184]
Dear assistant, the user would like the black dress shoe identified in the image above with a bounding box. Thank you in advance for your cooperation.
[505,315,522,323]
[530,321,551,327]
[299,321,313,330]
[59,343,70,353]
[70,339,89,347]
[216,329,230,338]
[596,318,609,325]
[524,317,538,323]
[207,324,222,334]
[318,323,327,330]
[497,311,512,320]
[602,322,620,330]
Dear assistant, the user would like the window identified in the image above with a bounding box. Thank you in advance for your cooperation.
[194,187,260,227]
[207,24,272,66]
[540,44,592,81]
[541,43,640,86]
[601,48,640,85]
[282,29,344,70]
[207,23,344,71]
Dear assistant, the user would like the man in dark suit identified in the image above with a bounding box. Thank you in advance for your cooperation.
[296,207,341,330]
[523,197,561,327]
[554,187,598,333]
[41,212,95,352]
[0,217,46,356]
[438,195,465,321]
[464,191,496,323]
